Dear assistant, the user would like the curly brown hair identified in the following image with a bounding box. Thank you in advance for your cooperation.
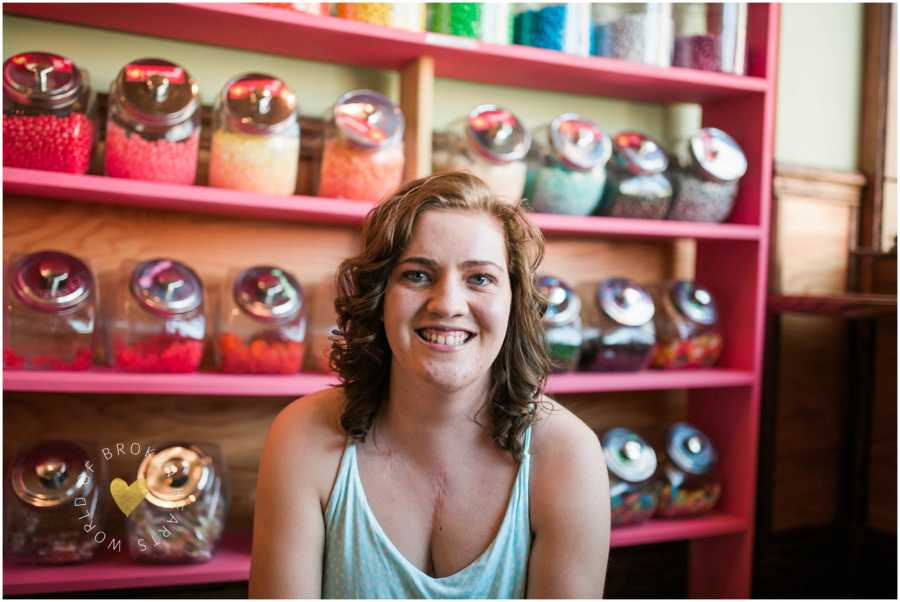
[329,171,551,460]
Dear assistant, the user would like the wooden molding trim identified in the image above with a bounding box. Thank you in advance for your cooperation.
[774,162,866,207]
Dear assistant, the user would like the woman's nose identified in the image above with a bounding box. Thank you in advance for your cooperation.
[427,276,468,317]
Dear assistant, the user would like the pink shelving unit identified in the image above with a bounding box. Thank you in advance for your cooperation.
[3,3,780,597]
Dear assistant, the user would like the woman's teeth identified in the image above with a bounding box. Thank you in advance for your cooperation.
[418,329,471,346]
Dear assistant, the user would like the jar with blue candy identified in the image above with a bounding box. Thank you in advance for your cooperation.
[513,3,592,56]
[656,422,722,518]
[590,3,622,57]
[667,127,747,223]
[536,275,582,373]
[578,278,656,372]
[601,428,661,527]
[525,114,611,216]
[601,131,673,219]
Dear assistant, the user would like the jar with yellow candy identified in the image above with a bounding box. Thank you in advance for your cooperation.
[208,73,300,196]
[336,3,425,31]
[656,422,722,518]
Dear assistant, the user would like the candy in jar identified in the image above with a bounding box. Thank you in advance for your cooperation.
[105,58,200,184]
[3,51,95,174]
[513,4,592,56]
[604,3,673,67]
[209,73,300,195]
[108,258,206,373]
[128,443,228,563]
[667,127,747,223]
[525,114,611,216]
[536,275,582,373]
[601,428,660,527]
[656,422,722,517]
[650,280,723,369]
[337,3,425,31]
[5,441,105,565]
[4,251,96,371]
[600,131,673,219]
[428,3,482,39]
[673,3,747,74]
[216,266,307,374]
[432,104,530,203]
[318,89,405,202]
[578,278,655,372]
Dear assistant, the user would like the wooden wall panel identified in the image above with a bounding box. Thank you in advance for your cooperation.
[868,317,897,534]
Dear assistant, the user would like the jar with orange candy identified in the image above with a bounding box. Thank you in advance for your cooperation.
[649,280,723,369]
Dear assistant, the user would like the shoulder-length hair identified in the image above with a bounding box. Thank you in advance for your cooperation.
[329,171,550,460]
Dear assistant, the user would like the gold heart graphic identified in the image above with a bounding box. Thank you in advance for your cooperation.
[110,477,148,517]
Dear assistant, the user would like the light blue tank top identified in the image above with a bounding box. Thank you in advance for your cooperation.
[322,427,532,599]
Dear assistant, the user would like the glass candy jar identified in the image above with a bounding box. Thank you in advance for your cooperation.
[216,266,307,374]
[428,3,482,39]
[209,73,300,195]
[536,275,582,373]
[667,127,747,223]
[650,280,723,369]
[605,3,673,66]
[305,277,338,374]
[4,251,95,371]
[513,4,592,56]
[109,258,206,373]
[601,428,660,527]
[5,441,104,565]
[337,3,425,30]
[128,443,228,564]
[526,114,611,216]
[657,422,722,517]
[105,58,200,184]
[432,105,530,203]
[578,278,655,372]
[319,89,405,202]
[3,51,95,174]
[673,3,747,74]
[601,131,673,219]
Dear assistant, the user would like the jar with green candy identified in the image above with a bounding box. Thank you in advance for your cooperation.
[428,3,482,39]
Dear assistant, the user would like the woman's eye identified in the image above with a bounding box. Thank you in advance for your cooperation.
[469,273,496,287]
[402,270,429,284]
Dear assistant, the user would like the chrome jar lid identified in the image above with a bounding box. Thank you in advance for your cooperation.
[11,441,94,508]
[3,51,88,111]
[596,278,655,327]
[536,275,582,327]
[233,266,303,322]
[602,427,658,483]
[130,258,204,317]
[10,250,93,313]
[666,422,717,475]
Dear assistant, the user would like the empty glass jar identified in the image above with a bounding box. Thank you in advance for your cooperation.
[5,440,104,565]
[667,127,747,223]
[579,278,656,372]
[209,73,300,195]
[216,266,307,374]
[536,275,582,373]
[432,105,530,203]
[525,114,611,216]
[4,251,95,371]
[601,428,660,527]
[3,51,95,174]
[108,258,206,373]
[673,3,748,74]
[105,58,200,184]
[319,89,405,202]
[128,442,228,564]
[601,131,673,219]
[650,280,723,369]
[657,422,722,517]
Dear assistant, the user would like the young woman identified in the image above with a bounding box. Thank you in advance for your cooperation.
[249,172,610,598]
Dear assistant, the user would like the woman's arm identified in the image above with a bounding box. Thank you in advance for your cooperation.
[526,404,611,598]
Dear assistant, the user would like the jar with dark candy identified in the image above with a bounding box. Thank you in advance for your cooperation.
[667,127,747,223]
[4,251,96,371]
[601,428,660,527]
[216,266,307,374]
[656,422,722,517]
[105,59,200,184]
[650,280,723,369]
[578,278,655,372]
[5,441,105,565]
[525,114,611,216]
[600,131,673,219]
[108,258,206,373]
[536,275,582,373]
[128,443,228,563]
[673,3,747,74]
[3,51,95,173]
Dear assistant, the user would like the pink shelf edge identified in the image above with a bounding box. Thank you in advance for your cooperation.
[4,168,762,242]
[4,515,746,595]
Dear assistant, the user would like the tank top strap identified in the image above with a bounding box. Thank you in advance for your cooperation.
[523,424,533,457]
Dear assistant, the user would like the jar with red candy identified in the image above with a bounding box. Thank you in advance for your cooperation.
[105,58,200,184]
[601,427,660,527]
[656,422,722,517]
[3,51,95,174]
[215,266,307,374]
[4,250,96,371]
[578,278,656,372]
[319,89,405,202]
[673,3,747,74]
[650,280,723,369]
[109,258,206,373]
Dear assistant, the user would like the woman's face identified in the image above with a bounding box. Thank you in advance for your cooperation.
[383,209,512,393]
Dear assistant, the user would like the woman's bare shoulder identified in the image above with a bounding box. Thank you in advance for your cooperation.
[529,395,600,457]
